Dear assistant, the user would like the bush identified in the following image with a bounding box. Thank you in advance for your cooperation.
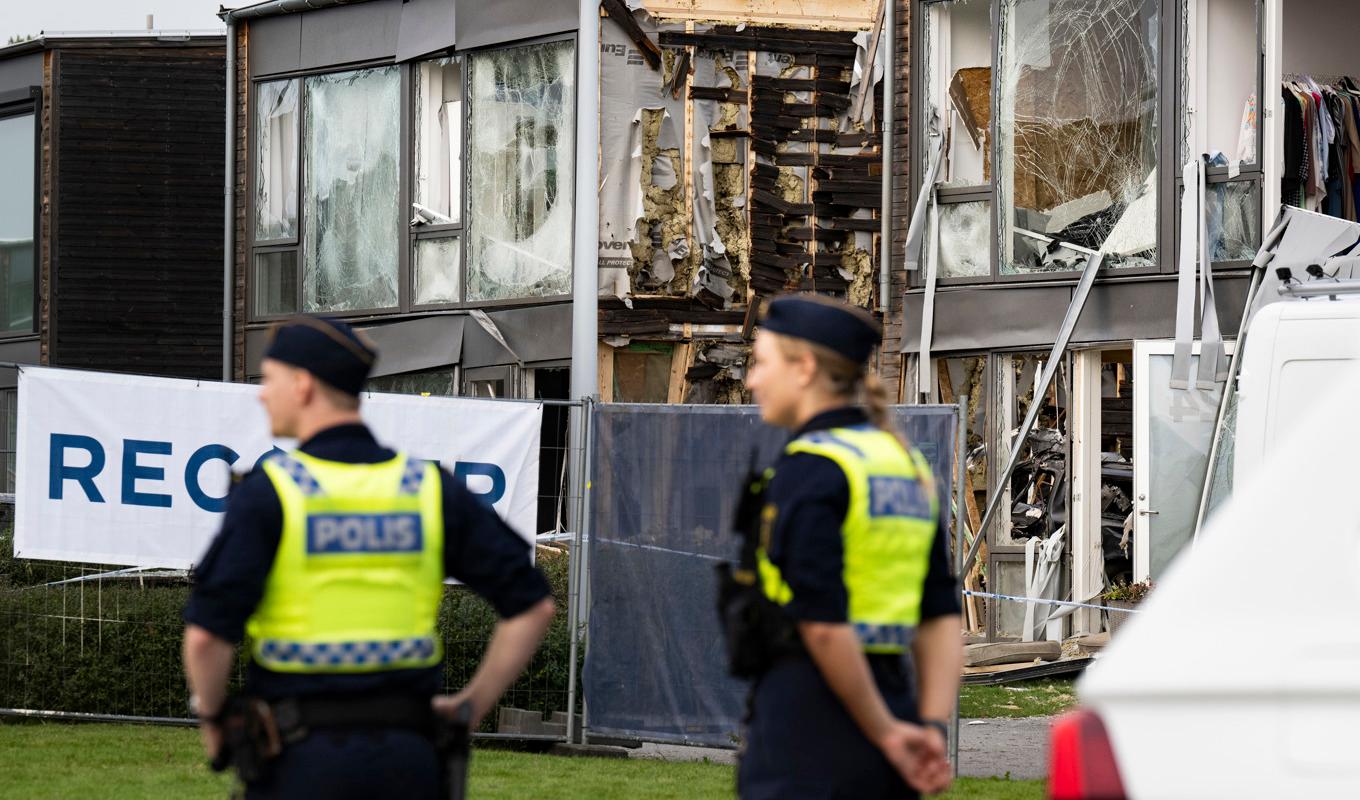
[0,526,575,722]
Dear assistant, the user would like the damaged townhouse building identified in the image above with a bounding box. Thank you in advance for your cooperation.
[223,0,896,403]
[897,0,1360,642]
[0,32,226,495]
[222,0,897,534]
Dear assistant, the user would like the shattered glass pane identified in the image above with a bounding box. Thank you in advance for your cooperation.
[466,40,576,301]
[303,67,400,313]
[366,369,457,397]
[414,58,462,225]
[0,112,35,333]
[414,236,460,306]
[255,79,299,241]
[937,200,991,278]
[1206,180,1260,263]
[924,0,993,188]
[998,0,1160,274]
[254,251,298,316]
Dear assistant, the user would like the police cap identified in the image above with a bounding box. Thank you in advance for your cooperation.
[264,316,377,396]
[760,294,881,366]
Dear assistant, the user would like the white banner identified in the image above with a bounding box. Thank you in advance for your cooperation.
[14,367,542,569]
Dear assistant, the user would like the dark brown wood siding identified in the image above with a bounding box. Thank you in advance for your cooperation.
[51,46,225,379]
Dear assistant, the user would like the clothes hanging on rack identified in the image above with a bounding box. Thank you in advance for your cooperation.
[1281,75,1360,221]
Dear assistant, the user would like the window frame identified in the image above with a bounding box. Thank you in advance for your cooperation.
[245,33,578,323]
[911,0,1257,288]
[0,92,42,339]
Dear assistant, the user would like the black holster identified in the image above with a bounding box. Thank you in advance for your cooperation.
[436,703,473,800]
[716,463,802,679]
[210,696,283,785]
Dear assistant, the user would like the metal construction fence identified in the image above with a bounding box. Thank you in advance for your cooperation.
[1,396,962,751]
[582,404,960,747]
[0,397,590,737]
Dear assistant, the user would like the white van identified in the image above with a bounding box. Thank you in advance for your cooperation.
[1048,269,1360,798]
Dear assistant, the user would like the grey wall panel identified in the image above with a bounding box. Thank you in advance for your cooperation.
[463,304,572,368]
[0,339,40,378]
[901,275,1254,354]
[0,53,43,94]
[299,0,401,70]
[455,0,577,50]
[245,328,269,377]
[248,14,302,77]
[360,315,464,376]
[397,0,456,62]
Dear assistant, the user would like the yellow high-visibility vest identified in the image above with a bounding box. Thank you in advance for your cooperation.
[245,451,445,672]
[757,426,938,654]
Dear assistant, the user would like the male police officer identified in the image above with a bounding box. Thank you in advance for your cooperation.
[182,316,554,798]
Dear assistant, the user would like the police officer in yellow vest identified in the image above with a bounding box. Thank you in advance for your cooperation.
[732,295,963,798]
[182,316,554,798]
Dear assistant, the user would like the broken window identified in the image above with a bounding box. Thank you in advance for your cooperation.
[937,201,992,278]
[255,79,299,242]
[366,369,457,397]
[0,111,35,333]
[302,66,400,313]
[414,236,460,306]
[997,0,1160,274]
[466,40,576,302]
[923,0,993,189]
[414,57,462,226]
[1206,179,1260,263]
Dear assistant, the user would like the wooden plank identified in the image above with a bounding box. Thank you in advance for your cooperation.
[667,342,693,404]
[773,152,817,166]
[602,0,663,70]
[598,342,616,402]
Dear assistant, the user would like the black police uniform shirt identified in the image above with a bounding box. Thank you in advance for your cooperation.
[182,423,551,700]
[764,407,960,628]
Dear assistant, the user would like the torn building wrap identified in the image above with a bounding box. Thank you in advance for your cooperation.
[903,133,944,273]
[917,201,941,397]
[598,8,685,298]
[689,43,746,303]
[1171,157,1227,390]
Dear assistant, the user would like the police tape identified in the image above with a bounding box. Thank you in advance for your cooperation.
[962,590,1143,614]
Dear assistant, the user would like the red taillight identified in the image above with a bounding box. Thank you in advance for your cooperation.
[1048,708,1128,800]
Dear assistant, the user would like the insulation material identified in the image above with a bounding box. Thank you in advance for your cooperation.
[689,44,748,303]
[303,66,401,313]
[997,0,1160,273]
[684,342,751,404]
[466,40,576,301]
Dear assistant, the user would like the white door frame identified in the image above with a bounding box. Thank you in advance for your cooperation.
[1069,349,1107,635]
[1132,339,1232,581]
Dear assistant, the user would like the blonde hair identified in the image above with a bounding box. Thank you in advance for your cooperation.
[774,334,909,450]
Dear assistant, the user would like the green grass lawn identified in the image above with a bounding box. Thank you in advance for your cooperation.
[0,721,1044,799]
[959,678,1077,719]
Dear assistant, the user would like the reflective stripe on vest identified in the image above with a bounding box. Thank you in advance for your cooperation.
[246,451,445,673]
[757,426,938,655]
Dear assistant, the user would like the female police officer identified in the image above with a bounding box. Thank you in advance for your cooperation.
[734,294,964,798]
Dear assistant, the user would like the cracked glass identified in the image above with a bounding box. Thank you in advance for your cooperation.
[302,67,400,313]
[1206,180,1259,263]
[414,236,461,306]
[924,0,993,189]
[938,201,991,278]
[255,79,298,241]
[414,58,463,226]
[466,40,576,301]
[998,0,1160,274]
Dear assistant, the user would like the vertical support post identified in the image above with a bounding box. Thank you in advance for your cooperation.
[950,394,968,777]
[222,19,236,383]
[878,0,894,313]
[570,0,601,406]
[565,0,601,745]
[565,398,593,744]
